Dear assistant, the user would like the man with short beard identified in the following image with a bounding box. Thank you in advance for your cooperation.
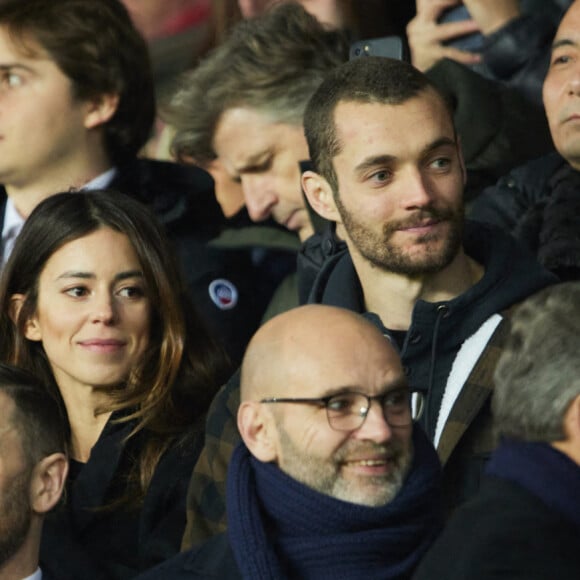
[0,365,67,580]
[137,305,442,580]
[300,56,557,510]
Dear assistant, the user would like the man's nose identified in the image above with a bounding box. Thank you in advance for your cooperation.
[354,400,393,443]
[400,168,433,209]
[568,69,580,96]
[242,176,278,222]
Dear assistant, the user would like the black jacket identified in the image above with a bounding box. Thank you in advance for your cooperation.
[413,476,580,580]
[470,152,580,280]
[39,412,203,580]
[135,534,241,580]
[469,152,566,230]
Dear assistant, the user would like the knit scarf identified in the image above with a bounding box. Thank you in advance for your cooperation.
[515,162,580,280]
[226,426,442,580]
[486,438,580,532]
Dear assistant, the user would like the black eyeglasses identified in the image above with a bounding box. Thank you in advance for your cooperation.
[260,387,415,432]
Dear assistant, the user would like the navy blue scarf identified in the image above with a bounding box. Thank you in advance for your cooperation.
[486,438,580,532]
[226,426,442,580]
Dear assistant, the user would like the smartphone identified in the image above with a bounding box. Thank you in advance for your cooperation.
[349,35,407,61]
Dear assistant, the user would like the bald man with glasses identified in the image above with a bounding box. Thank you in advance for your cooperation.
[138,305,442,580]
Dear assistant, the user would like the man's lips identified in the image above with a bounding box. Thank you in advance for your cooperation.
[562,112,580,124]
[342,454,393,467]
[342,456,393,476]
[346,458,388,466]
[397,218,442,232]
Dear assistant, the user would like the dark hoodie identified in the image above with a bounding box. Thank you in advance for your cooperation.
[307,220,557,506]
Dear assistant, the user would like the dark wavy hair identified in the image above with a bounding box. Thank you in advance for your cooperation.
[0,190,226,499]
[0,0,155,164]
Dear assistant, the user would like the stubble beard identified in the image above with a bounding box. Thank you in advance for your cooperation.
[0,470,32,568]
[334,194,465,277]
[277,426,413,507]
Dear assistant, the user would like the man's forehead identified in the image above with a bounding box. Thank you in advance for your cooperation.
[290,345,404,398]
[216,105,285,137]
[331,95,455,161]
[0,26,49,61]
[333,92,452,132]
[314,374,408,400]
[553,3,580,48]
[214,107,278,165]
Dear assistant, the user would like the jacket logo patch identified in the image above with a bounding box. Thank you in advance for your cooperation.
[208,279,238,310]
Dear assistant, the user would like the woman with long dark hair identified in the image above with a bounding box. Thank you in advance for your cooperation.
[0,190,229,579]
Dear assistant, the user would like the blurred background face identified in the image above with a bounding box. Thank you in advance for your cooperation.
[238,0,344,27]
[238,0,271,18]
[543,2,580,169]
[295,0,345,28]
[121,0,210,39]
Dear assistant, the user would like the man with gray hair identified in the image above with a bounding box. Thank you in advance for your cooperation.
[166,2,349,243]
[414,282,580,579]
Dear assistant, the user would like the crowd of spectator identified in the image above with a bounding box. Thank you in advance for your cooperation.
[0,1,578,579]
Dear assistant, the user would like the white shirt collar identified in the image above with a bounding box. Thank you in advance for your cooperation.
[23,567,42,580]
[83,167,117,191]
[2,196,25,267]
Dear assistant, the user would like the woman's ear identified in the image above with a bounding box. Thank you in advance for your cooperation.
[84,92,120,130]
[10,294,42,341]
[302,170,341,223]
[237,401,278,463]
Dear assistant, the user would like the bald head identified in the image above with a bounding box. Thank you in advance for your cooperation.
[237,305,413,506]
[240,305,402,402]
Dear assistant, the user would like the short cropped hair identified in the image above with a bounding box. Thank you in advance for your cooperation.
[493,282,580,442]
[0,363,67,466]
[304,56,454,193]
[0,0,155,165]
[166,2,349,164]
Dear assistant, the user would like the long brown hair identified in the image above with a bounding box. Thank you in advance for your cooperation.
[0,190,226,498]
